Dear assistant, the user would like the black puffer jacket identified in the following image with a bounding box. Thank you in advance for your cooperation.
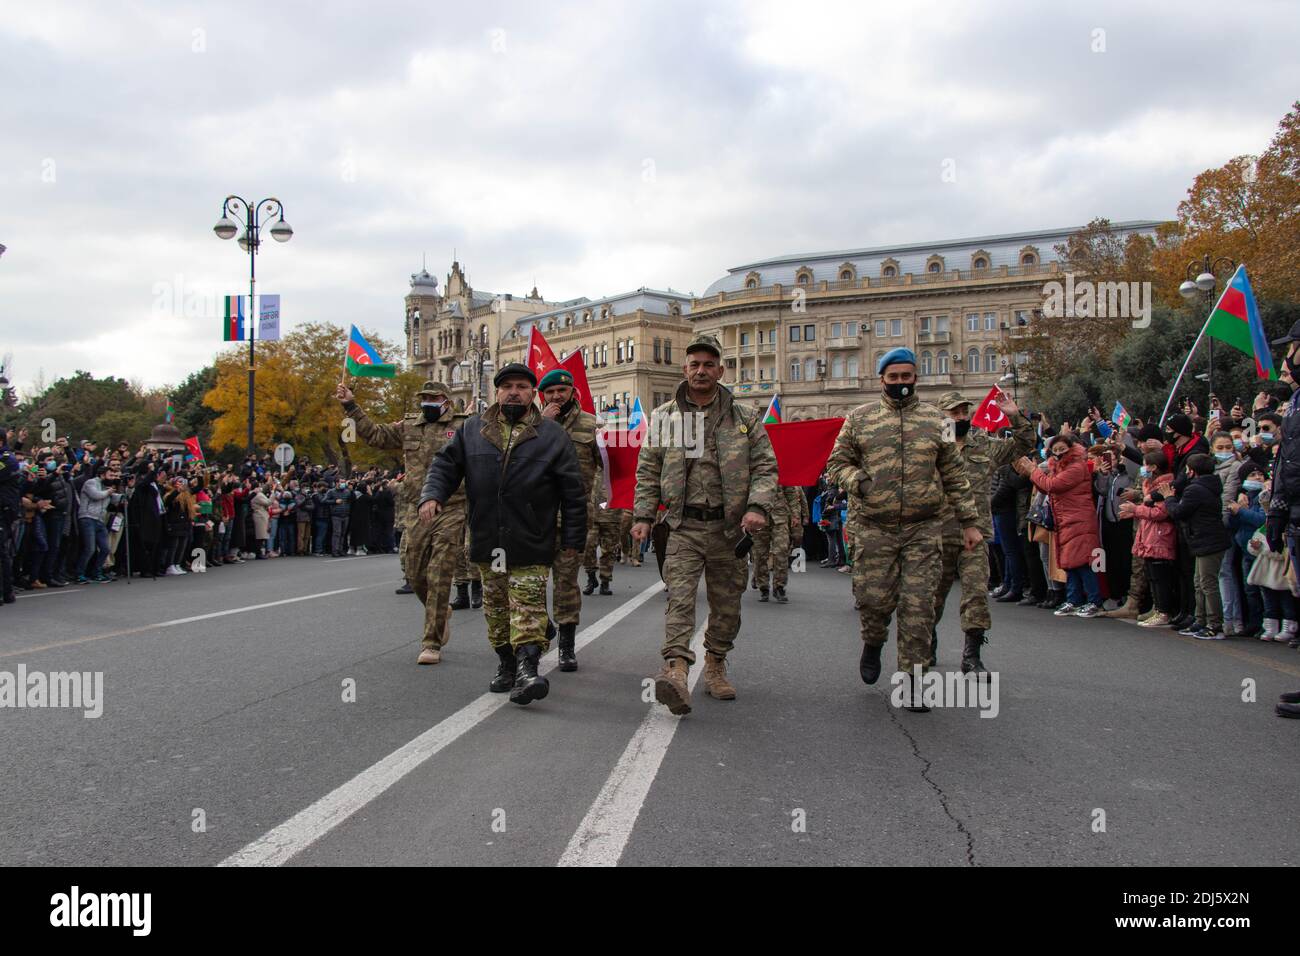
[1163,473,1231,556]
[420,403,586,566]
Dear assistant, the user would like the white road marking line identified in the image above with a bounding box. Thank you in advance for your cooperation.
[15,589,85,599]
[557,624,706,868]
[220,579,666,867]
[0,588,363,660]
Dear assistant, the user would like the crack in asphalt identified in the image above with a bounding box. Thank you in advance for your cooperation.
[883,697,978,866]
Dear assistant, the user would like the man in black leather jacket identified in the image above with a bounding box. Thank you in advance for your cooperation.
[419,363,586,706]
[1266,320,1300,718]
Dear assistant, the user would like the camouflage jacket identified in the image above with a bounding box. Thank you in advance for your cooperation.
[633,380,778,531]
[825,392,978,529]
[939,412,1035,538]
[771,484,809,525]
[342,399,467,519]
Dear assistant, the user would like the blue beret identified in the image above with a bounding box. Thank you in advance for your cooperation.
[538,368,574,391]
[877,347,918,375]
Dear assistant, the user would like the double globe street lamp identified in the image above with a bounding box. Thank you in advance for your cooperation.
[213,196,293,453]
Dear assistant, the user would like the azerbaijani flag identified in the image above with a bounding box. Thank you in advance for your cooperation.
[1206,265,1275,380]
[762,394,782,424]
[165,398,174,424]
[346,325,397,378]
[627,396,645,431]
[223,295,246,341]
[1112,401,1132,430]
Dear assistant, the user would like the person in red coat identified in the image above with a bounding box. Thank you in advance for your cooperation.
[1013,435,1104,617]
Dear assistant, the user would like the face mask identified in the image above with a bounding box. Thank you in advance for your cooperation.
[883,382,912,402]
[501,402,527,424]
[1233,439,1245,451]
[1243,480,1264,492]
[1260,432,1277,444]
[44,460,56,471]
[1139,466,1151,478]
[421,402,445,423]
[953,419,971,438]
[1214,451,1234,462]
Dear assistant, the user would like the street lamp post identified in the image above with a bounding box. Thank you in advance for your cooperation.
[999,360,1020,400]
[213,196,293,453]
[1178,254,1236,402]
[459,343,494,414]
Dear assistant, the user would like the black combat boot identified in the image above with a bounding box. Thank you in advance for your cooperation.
[470,579,482,608]
[449,582,470,610]
[395,579,413,595]
[903,672,931,713]
[509,644,550,705]
[545,617,557,645]
[961,629,989,678]
[557,623,578,672]
[582,571,598,595]
[773,585,788,604]
[759,587,769,602]
[859,642,883,684]
[489,644,516,693]
[599,577,612,595]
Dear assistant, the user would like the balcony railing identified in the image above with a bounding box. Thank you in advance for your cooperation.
[824,336,861,350]
[916,331,951,345]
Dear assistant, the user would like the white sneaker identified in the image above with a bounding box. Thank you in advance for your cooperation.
[165,566,180,576]
[358,547,368,556]
[1261,619,1280,641]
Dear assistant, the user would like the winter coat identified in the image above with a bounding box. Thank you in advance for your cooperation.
[250,491,271,540]
[1167,433,1209,498]
[1027,443,1100,571]
[1131,474,1177,561]
[78,477,111,523]
[421,402,587,566]
[1232,487,1267,552]
[1164,473,1232,556]
[1215,455,1243,516]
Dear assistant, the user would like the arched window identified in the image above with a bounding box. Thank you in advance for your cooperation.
[744,271,761,289]
[928,262,942,273]
[985,348,998,372]
[883,265,897,277]
[669,301,681,316]
[973,257,988,270]
[1022,253,1036,265]
[479,324,487,345]
[795,266,813,286]
[925,255,945,275]
[920,350,933,376]
[967,348,980,373]
[938,351,949,374]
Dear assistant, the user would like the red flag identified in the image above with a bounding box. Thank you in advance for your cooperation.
[559,351,596,414]
[597,428,642,509]
[184,436,205,461]
[527,327,560,384]
[764,418,844,486]
[970,385,1009,432]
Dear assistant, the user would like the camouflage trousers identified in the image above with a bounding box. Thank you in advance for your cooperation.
[552,530,584,626]
[751,519,793,589]
[851,517,943,674]
[404,505,465,650]
[478,562,551,650]
[454,524,480,585]
[933,535,993,633]
[662,518,748,665]
[584,506,621,580]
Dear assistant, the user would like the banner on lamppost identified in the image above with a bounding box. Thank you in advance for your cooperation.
[258,294,281,341]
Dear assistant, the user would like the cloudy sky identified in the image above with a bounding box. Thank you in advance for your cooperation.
[1,0,1297,392]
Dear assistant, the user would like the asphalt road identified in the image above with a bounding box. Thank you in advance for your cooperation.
[2,552,1298,867]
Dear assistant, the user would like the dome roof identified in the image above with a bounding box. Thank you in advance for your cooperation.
[145,422,187,448]
[409,269,439,294]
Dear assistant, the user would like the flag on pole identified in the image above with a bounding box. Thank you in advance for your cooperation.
[527,326,560,384]
[969,385,1010,432]
[627,396,645,431]
[1206,265,1275,380]
[345,325,397,378]
[558,350,596,414]
[764,417,845,486]
[165,398,174,424]
[258,294,281,341]
[1112,401,1132,430]
[762,394,783,424]
[223,295,246,341]
[184,436,204,461]
[597,428,643,509]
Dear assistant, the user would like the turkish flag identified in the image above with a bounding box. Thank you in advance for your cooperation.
[764,418,845,486]
[184,436,205,461]
[970,385,1009,432]
[527,327,559,384]
[559,351,596,414]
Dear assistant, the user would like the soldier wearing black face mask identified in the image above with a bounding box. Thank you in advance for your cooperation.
[1267,321,1300,718]
[336,378,467,663]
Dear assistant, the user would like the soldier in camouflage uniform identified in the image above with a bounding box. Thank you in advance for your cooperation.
[632,334,779,716]
[932,390,1033,675]
[584,480,623,594]
[751,484,809,603]
[419,363,586,705]
[538,367,602,671]
[825,348,981,712]
[450,525,482,610]
[337,380,465,665]
[618,511,641,565]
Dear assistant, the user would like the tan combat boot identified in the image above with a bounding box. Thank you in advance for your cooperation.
[417,646,441,665]
[1103,598,1140,620]
[702,652,736,701]
[653,658,692,715]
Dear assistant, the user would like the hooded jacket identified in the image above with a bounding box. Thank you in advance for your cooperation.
[421,402,587,566]
[1027,443,1100,570]
[1164,472,1232,556]
[1131,473,1177,561]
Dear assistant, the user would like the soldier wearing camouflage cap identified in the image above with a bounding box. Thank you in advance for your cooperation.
[931,389,1033,677]
[632,332,780,715]
[336,378,466,664]
[825,348,981,712]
